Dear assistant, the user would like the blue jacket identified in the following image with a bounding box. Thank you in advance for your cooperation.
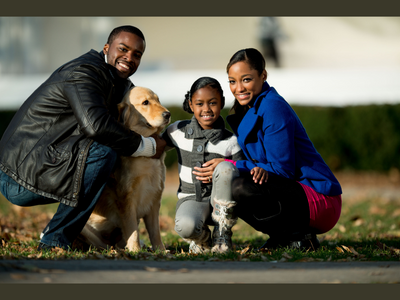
[226,82,342,196]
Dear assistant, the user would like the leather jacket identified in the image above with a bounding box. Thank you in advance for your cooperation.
[0,50,141,207]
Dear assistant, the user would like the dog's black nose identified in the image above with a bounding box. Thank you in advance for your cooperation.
[163,111,171,120]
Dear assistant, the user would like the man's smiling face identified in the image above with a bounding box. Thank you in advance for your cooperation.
[103,31,145,79]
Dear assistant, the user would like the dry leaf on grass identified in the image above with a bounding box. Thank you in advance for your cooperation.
[369,205,386,215]
[336,246,344,253]
[341,245,352,253]
[352,219,364,227]
[240,244,251,255]
[349,246,360,255]
[392,209,400,218]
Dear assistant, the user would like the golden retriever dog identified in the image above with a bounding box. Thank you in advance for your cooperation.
[78,86,170,252]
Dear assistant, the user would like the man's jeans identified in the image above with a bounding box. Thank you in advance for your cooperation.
[0,141,117,249]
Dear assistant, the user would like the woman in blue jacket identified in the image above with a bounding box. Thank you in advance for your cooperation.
[226,48,342,250]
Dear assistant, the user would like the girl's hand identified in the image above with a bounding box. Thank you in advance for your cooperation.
[192,158,225,183]
[251,167,268,184]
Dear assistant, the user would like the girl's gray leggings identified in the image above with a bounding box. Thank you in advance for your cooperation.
[174,161,240,240]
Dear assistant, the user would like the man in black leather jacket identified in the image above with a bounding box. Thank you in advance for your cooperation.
[0,25,166,250]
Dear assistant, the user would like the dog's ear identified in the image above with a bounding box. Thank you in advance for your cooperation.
[117,102,131,125]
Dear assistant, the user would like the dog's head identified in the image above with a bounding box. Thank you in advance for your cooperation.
[118,86,171,137]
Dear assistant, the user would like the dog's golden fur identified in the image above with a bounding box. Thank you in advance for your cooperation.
[79,86,170,252]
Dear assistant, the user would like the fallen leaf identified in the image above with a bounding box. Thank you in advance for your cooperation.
[338,225,346,233]
[353,219,364,227]
[240,244,251,255]
[349,246,359,255]
[369,206,386,215]
[341,245,352,253]
[336,246,344,253]
[52,247,65,254]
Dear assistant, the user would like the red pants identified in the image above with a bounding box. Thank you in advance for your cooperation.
[299,183,342,234]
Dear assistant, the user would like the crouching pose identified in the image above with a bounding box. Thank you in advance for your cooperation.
[225,48,343,250]
[162,77,246,253]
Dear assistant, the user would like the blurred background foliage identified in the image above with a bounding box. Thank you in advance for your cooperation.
[2,103,398,173]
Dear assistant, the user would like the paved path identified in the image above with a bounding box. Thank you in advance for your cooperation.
[1,259,400,284]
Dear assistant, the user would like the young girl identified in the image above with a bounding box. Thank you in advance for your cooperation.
[225,48,342,250]
[162,77,246,254]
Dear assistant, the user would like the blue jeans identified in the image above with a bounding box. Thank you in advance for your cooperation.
[0,141,117,249]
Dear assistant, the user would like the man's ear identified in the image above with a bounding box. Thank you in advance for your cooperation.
[103,44,109,56]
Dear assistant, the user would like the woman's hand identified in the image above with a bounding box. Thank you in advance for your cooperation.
[192,158,225,184]
[251,167,268,184]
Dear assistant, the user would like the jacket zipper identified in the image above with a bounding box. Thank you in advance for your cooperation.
[72,139,94,201]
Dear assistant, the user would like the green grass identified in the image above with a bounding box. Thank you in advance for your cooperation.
[1,190,400,262]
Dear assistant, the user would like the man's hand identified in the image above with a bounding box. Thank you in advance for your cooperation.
[250,167,268,184]
[151,134,166,159]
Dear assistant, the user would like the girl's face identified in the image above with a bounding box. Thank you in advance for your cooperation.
[189,85,223,130]
[228,61,267,106]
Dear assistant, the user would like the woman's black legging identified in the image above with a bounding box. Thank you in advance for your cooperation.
[231,173,311,239]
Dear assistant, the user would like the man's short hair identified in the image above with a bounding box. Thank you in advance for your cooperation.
[107,25,145,45]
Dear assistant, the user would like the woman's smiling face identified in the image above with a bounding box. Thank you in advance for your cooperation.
[228,61,267,106]
[189,85,223,130]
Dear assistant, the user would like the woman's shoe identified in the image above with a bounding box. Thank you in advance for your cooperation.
[258,233,320,251]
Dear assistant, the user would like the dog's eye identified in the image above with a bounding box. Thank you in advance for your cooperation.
[142,100,149,105]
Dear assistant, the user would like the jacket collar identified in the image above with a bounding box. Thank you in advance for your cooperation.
[226,81,270,134]
[184,115,227,145]
[252,81,270,113]
[96,50,132,87]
